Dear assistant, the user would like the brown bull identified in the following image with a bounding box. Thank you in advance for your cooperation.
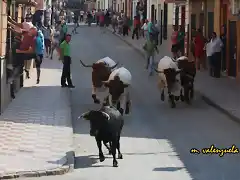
[177,57,196,104]
[80,60,118,104]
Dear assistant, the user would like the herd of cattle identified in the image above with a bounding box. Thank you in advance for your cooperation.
[79,56,196,167]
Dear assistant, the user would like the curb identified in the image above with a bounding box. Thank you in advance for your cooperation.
[0,89,75,179]
[200,93,240,124]
[106,27,240,123]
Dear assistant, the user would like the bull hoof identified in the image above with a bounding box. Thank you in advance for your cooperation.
[171,103,176,108]
[190,90,194,99]
[113,160,118,167]
[119,108,124,115]
[125,102,130,114]
[180,95,184,101]
[108,150,112,155]
[92,94,100,104]
[99,155,105,162]
[94,99,100,104]
[118,153,123,159]
[161,93,165,101]
[175,96,180,101]
[117,102,121,110]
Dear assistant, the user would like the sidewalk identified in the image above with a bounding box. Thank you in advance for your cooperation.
[107,27,240,122]
[0,59,74,179]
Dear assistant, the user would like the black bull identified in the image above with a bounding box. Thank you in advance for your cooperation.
[80,106,124,167]
[154,60,196,107]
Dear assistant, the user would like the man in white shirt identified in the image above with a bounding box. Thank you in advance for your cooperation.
[210,32,223,78]
[80,10,84,22]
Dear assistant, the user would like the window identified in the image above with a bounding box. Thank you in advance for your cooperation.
[231,0,240,15]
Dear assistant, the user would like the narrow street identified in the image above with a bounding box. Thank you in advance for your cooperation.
[26,26,240,180]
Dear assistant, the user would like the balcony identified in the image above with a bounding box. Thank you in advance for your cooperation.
[15,0,38,6]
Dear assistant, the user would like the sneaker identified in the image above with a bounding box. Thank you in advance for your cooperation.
[36,79,40,84]
[68,85,75,88]
[61,84,68,88]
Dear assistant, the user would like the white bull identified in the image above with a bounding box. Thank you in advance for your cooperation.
[155,56,181,108]
[103,67,132,115]
[80,57,118,104]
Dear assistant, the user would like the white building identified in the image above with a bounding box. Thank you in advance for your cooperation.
[96,0,109,10]
[147,0,174,26]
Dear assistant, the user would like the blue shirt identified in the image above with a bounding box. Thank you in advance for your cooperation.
[35,30,45,55]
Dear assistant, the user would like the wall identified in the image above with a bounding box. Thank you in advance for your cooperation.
[0,0,11,113]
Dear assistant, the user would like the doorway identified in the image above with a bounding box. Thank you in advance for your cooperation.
[228,21,237,77]
[207,12,214,38]
[151,4,155,23]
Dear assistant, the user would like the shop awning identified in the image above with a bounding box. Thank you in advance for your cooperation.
[16,0,38,6]
[164,0,186,3]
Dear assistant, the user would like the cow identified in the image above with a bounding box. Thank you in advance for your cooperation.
[154,56,182,108]
[80,57,119,104]
[79,105,124,167]
[103,67,132,115]
[176,56,196,104]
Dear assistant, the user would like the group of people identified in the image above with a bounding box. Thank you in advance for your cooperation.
[190,27,225,78]
[7,12,75,88]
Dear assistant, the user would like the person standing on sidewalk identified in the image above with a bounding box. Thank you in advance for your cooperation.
[143,35,159,76]
[111,13,118,33]
[132,16,140,40]
[210,32,223,78]
[60,34,75,88]
[34,27,45,84]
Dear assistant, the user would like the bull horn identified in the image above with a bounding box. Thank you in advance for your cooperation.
[154,68,163,73]
[110,62,119,69]
[102,80,109,83]
[80,60,92,67]
[78,111,90,120]
[100,111,110,120]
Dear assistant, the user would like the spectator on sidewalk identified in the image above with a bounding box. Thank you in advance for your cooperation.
[132,16,140,40]
[111,13,118,33]
[171,25,179,59]
[122,15,129,36]
[59,20,68,44]
[141,19,148,38]
[177,26,185,55]
[205,36,214,76]
[80,10,84,22]
[42,25,52,58]
[51,22,61,59]
[194,28,205,70]
[34,27,45,84]
[117,14,123,34]
[60,34,75,88]
[210,32,223,78]
[143,35,159,76]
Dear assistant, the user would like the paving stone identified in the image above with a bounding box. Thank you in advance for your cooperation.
[0,59,73,178]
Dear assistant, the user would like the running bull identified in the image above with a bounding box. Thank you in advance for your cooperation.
[177,56,196,104]
[103,67,132,115]
[154,56,182,108]
[154,56,196,107]
[79,105,124,167]
[80,57,118,104]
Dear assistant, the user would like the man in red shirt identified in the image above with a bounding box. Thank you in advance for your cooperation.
[132,16,140,40]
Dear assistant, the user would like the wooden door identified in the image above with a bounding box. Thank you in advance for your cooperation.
[191,14,196,30]
[228,21,237,77]
[207,12,214,38]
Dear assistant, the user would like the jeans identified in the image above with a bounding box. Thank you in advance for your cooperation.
[61,56,73,86]
[147,55,155,74]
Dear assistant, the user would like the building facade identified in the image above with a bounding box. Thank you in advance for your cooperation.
[0,0,37,113]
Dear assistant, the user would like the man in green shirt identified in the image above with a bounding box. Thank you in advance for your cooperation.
[60,34,75,88]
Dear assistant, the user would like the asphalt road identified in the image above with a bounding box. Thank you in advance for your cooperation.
[25,26,240,180]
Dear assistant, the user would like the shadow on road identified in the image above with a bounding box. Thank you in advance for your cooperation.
[153,167,185,172]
